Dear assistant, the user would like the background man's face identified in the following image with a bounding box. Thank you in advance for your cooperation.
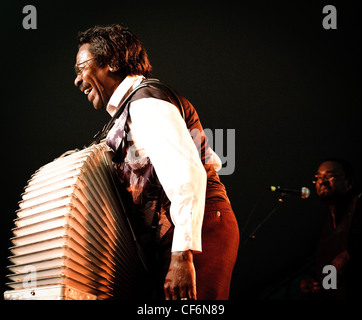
[74,44,121,110]
[315,161,352,203]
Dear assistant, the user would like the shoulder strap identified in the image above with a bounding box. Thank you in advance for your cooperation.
[86,79,185,147]
[140,79,186,120]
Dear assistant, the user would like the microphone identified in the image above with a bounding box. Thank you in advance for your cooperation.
[269,185,310,199]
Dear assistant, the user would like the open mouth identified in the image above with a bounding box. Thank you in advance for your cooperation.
[84,87,93,95]
[83,86,95,102]
[318,185,331,195]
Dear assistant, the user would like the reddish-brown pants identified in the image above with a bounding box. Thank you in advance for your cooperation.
[157,201,240,300]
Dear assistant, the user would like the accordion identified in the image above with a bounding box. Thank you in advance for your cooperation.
[4,143,149,300]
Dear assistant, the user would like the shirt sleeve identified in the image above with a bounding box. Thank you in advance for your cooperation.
[128,97,207,252]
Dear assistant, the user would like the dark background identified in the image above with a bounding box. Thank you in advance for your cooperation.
[1,1,361,300]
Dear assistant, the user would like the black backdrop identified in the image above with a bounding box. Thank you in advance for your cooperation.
[1,0,361,299]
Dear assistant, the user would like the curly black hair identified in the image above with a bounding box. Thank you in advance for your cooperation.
[77,24,152,78]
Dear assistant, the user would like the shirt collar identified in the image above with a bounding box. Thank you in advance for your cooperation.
[106,75,145,117]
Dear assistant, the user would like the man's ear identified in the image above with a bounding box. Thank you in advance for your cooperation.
[108,63,119,73]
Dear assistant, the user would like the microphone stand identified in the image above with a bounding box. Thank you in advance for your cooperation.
[240,193,288,248]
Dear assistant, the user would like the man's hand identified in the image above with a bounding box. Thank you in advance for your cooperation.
[164,250,197,300]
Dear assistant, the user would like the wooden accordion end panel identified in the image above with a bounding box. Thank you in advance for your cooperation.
[4,143,148,300]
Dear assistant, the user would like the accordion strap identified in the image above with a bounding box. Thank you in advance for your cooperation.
[87,78,185,147]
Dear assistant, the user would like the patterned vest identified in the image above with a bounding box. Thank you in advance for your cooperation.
[105,79,229,249]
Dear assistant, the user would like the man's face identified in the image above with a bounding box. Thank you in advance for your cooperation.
[314,161,352,203]
[74,44,122,110]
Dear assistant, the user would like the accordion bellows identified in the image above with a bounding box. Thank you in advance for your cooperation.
[4,143,148,300]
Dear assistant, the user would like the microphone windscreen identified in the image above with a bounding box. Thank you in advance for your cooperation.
[301,187,311,199]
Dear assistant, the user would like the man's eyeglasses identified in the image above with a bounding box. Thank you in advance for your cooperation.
[312,173,338,184]
[74,58,96,75]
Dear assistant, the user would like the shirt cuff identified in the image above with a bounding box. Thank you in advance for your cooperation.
[171,223,202,253]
